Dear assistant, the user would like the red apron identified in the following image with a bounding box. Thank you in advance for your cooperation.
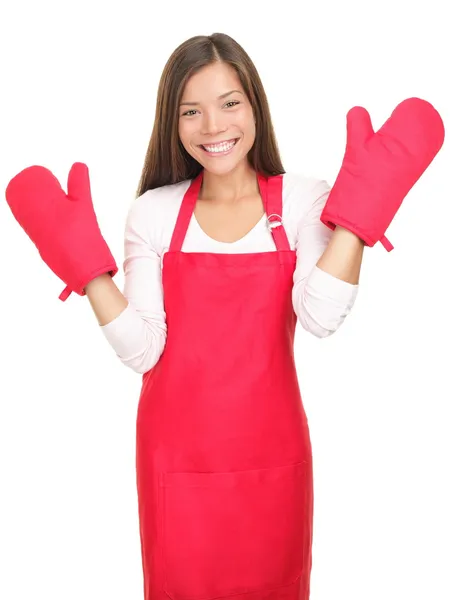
[136,170,314,600]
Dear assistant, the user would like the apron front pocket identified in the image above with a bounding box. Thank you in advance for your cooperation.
[159,461,310,600]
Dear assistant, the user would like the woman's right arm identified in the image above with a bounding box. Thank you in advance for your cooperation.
[85,274,128,326]
[85,192,168,374]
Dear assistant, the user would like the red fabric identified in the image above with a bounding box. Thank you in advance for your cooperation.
[5,162,117,300]
[135,171,314,599]
[320,97,445,250]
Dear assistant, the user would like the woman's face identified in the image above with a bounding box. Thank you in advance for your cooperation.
[178,62,256,176]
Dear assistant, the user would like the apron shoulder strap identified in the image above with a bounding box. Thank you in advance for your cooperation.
[168,172,203,253]
[263,174,291,252]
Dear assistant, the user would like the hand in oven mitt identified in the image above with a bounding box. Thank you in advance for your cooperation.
[320,97,445,250]
[5,162,118,301]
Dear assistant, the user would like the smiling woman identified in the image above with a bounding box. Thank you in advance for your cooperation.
[4,28,443,600]
[120,33,358,600]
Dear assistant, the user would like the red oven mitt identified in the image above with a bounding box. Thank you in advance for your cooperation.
[320,97,445,250]
[5,162,118,301]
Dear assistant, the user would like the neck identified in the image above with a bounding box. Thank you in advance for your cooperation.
[199,161,258,203]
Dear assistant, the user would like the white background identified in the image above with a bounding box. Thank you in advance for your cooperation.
[0,1,449,599]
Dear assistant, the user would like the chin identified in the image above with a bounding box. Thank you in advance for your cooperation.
[203,161,244,177]
[197,152,250,176]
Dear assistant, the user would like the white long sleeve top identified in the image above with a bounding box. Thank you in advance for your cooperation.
[100,172,359,374]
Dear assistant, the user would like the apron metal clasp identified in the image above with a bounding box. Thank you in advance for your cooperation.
[267,213,283,230]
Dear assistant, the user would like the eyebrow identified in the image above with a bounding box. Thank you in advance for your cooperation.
[179,89,243,107]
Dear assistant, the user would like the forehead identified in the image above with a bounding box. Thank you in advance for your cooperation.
[181,62,244,100]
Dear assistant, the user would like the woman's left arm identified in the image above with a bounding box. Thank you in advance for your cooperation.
[291,179,361,338]
[316,225,365,285]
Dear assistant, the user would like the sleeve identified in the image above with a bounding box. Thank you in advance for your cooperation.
[99,193,168,374]
[292,180,359,338]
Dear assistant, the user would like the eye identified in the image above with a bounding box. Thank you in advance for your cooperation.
[181,100,241,117]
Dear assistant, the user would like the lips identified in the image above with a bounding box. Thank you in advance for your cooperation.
[199,138,239,154]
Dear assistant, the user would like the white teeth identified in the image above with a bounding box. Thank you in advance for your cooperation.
[202,139,237,153]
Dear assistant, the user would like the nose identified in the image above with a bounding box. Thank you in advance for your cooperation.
[201,110,227,137]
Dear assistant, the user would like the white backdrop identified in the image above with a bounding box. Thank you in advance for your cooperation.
[0,1,449,599]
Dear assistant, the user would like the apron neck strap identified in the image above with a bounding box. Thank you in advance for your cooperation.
[169,170,291,253]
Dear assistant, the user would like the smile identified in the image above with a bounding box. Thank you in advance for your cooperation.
[200,138,239,155]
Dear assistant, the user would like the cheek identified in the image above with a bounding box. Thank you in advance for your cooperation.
[178,121,194,151]
[178,120,187,142]
[237,109,255,132]
[238,112,256,142]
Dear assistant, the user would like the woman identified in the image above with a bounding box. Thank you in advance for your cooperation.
[5,32,444,600]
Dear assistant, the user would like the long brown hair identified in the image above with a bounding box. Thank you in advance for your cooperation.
[135,33,285,196]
